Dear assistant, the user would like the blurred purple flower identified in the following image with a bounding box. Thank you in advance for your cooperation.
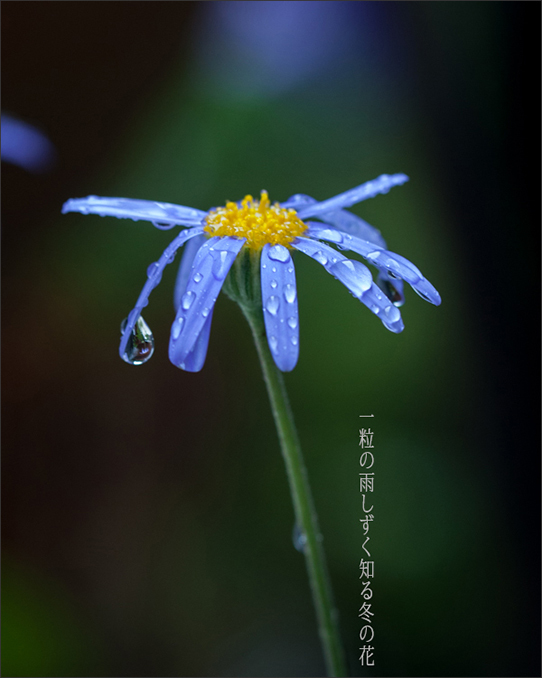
[193,1,363,98]
[1,113,56,172]
[62,174,440,372]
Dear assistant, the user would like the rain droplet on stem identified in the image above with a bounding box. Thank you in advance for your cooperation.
[292,523,307,553]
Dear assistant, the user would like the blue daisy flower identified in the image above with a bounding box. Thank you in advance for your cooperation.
[62,174,440,373]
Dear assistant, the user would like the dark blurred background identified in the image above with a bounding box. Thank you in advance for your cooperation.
[2,2,540,677]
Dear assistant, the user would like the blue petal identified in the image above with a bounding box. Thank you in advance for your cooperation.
[296,174,409,220]
[261,244,299,372]
[1,114,56,172]
[180,309,215,373]
[62,195,206,228]
[173,233,207,310]
[293,236,404,333]
[168,236,245,369]
[119,226,205,363]
[306,223,441,306]
[281,194,387,249]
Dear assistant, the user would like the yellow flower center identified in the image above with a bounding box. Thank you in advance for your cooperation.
[204,191,307,250]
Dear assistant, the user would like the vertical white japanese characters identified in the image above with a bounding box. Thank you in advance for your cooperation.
[359,415,375,667]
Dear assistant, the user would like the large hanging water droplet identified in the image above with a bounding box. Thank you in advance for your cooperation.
[284,284,297,304]
[268,244,290,262]
[287,316,298,329]
[379,279,404,307]
[212,250,229,280]
[121,316,154,365]
[266,296,280,315]
[292,523,307,553]
[181,290,195,310]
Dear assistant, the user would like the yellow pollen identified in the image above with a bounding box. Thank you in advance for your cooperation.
[204,191,307,250]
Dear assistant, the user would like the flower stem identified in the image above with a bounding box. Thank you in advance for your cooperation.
[243,305,348,677]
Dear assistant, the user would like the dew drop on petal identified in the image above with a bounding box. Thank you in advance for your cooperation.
[384,305,401,323]
[313,250,328,266]
[269,335,278,353]
[122,316,154,365]
[284,284,297,303]
[330,259,372,297]
[193,272,203,283]
[182,290,195,310]
[272,267,277,273]
[202,307,210,317]
[171,316,185,340]
[291,336,298,346]
[147,262,160,279]
[266,296,280,315]
[319,228,343,243]
[270,279,278,289]
[212,250,230,280]
[288,267,293,274]
[268,244,290,262]
[288,316,298,329]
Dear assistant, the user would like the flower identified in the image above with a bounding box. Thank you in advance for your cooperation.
[1,113,56,172]
[62,174,440,373]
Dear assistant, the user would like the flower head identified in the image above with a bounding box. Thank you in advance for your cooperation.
[62,174,440,372]
[1,113,56,172]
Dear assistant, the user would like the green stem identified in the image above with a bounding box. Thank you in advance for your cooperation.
[242,304,348,677]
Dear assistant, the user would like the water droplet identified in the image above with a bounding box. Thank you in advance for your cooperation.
[202,307,210,317]
[122,316,154,365]
[212,250,230,280]
[269,335,278,353]
[147,262,160,279]
[287,316,298,329]
[193,272,203,283]
[379,279,404,307]
[266,296,280,315]
[272,267,277,273]
[291,336,298,346]
[270,279,278,289]
[268,244,290,262]
[319,228,343,243]
[284,284,297,304]
[414,289,431,302]
[388,270,398,279]
[384,305,401,323]
[292,523,307,553]
[171,317,185,340]
[313,250,328,266]
[329,260,371,297]
[288,267,293,274]
[182,291,195,310]
[370,304,380,314]
[168,253,176,264]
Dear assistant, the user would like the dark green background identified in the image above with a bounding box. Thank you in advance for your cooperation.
[2,2,540,676]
